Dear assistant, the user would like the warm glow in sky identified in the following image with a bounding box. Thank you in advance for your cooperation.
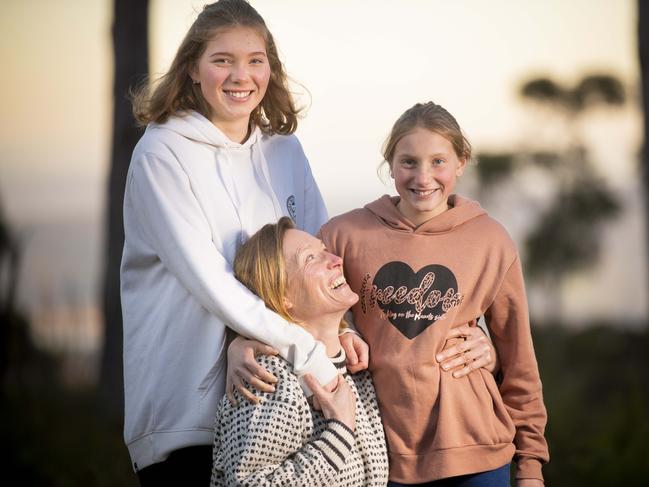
[0,0,645,325]
[0,0,638,222]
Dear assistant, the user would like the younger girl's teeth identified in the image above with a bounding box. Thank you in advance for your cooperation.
[413,189,435,196]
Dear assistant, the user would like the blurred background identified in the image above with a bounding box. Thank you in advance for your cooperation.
[1,0,648,485]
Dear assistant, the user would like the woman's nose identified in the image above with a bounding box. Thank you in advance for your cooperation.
[326,252,343,268]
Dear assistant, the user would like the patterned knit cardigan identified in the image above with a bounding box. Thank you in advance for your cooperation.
[211,351,389,486]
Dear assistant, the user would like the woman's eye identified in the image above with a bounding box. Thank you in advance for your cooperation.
[401,159,416,167]
[305,254,315,262]
[213,58,230,64]
[250,58,265,64]
[434,158,445,165]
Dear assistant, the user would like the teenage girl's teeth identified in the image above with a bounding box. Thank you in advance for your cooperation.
[226,91,252,98]
[413,189,436,196]
[330,276,346,290]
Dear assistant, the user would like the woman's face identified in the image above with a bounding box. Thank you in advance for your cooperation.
[282,229,358,324]
[192,26,271,131]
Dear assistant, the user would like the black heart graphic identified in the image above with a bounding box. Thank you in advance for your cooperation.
[372,262,461,339]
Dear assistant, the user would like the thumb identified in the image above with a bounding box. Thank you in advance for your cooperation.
[342,336,359,365]
[303,373,326,397]
[254,342,279,356]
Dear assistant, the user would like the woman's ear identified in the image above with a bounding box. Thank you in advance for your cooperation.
[283,296,294,311]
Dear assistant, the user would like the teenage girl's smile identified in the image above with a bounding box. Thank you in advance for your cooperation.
[192,26,271,139]
[391,127,467,226]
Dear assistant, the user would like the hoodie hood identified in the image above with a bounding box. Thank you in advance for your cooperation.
[153,110,263,149]
[151,110,283,241]
[365,194,486,235]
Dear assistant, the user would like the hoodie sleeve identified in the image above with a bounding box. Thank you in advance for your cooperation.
[484,254,549,480]
[125,152,337,391]
[298,141,329,236]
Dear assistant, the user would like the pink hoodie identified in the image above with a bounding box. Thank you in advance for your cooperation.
[320,194,548,483]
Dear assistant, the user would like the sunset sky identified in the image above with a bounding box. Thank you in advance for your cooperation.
[0,0,644,332]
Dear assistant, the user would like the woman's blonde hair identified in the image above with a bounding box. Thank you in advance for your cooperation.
[235,217,349,332]
[132,0,300,135]
[382,101,472,168]
[234,216,296,323]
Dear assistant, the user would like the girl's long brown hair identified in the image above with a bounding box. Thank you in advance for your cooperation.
[132,0,300,135]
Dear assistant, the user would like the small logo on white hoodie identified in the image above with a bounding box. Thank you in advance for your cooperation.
[287,195,296,221]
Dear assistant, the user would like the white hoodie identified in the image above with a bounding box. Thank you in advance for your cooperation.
[121,111,335,471]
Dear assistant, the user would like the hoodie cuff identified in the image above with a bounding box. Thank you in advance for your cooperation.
[295,342,338,398]
[516,456,544,481]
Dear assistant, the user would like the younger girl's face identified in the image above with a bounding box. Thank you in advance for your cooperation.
[391,127,466,226]
[192,26,271,133]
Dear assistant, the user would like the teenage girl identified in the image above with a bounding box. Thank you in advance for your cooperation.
[121,1,367,484]
[320,102,549,486]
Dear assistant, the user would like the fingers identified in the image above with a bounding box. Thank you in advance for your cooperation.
[341,333,370,373]
[445,346,492,378]
[252,342,279,357]
[436,338,468,363]
[340,333,359,366]
[444,323,472,339]
[245,360,278,387]
[436,334,486,363]
[235,382,260,404]
[231,373,260,404]
[244,374,277,394]
[347,363,366,374]
[322,376,338,393]
[303,373,326,399]
[226,374,237,406]
[353,335,369,369]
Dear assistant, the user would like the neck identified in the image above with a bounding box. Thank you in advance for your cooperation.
[211,118,251,144]
[397,200,449,227]
[302,312,344,357]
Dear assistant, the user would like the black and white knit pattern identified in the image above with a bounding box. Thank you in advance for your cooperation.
[211,352,389,486]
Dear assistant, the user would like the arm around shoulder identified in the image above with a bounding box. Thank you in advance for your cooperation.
[125,152,337,388]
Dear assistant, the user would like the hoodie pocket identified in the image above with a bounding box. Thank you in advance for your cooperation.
[435,367,516,449]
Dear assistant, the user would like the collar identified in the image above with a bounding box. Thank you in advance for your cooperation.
[330,348,347,374]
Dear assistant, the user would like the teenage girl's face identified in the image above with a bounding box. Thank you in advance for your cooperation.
[282,229,358,325]
[192,26,271,133]
[391,127,467,226]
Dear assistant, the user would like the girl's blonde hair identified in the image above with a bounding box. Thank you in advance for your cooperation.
[132,0,300,135]
[382,101,472,167]
[234,217,296,323]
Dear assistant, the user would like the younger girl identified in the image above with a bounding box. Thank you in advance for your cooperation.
[320,102,549,486]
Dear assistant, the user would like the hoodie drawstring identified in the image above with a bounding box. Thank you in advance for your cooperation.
[251,138,284,221]
[214,129,284,245]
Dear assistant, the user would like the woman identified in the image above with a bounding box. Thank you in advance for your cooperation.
[211,217,389,486]
[121,1,365,484]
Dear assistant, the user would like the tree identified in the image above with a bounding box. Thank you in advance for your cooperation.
[639,0,649,298]
[474,74,624,319]
[99,0,149,417]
